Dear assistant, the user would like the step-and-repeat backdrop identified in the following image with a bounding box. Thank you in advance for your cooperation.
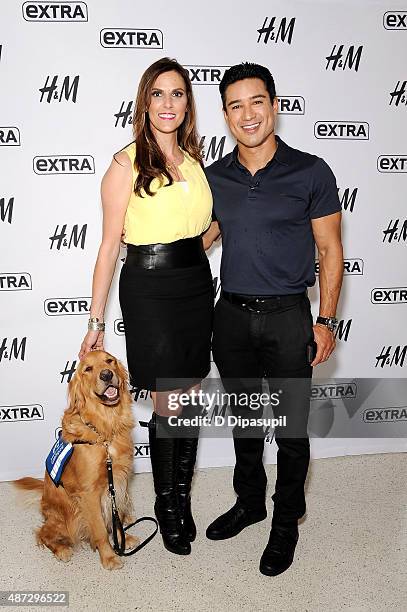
[1,0,406,479]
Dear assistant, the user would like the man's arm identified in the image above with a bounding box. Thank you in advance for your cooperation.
[311,211,343,366]
[202,221,221,250]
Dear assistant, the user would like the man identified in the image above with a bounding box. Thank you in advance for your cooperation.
[203,62,343,576]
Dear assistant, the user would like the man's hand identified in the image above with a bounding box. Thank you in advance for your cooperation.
[311,324,336,366]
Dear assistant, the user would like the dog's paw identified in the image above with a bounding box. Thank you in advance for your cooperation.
[54,547,73,562]
[101,554,124,571]
[125,534,140,550]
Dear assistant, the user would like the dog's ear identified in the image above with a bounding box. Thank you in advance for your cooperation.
[116,359,129,391]
[66,370,86,416]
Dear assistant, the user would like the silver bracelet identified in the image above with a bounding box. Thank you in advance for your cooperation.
[88,317,105,332]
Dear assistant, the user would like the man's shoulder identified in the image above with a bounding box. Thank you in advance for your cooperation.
[281,138,321,169]
[204,151,234,179]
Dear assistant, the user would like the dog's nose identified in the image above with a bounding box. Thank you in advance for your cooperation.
[99,369,113,382]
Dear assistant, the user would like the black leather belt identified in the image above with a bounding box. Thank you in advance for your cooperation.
[221,290,306,312]
[125,237,207,269]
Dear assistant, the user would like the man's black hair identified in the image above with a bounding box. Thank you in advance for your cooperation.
[219,62,276,110]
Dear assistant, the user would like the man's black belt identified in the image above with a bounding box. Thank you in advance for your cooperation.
[125,236,207,269]
[221,290,306,311]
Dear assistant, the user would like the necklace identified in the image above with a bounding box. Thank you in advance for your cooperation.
[165,148,184,181]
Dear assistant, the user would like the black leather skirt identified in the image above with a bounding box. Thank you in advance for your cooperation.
[119,237,214,391]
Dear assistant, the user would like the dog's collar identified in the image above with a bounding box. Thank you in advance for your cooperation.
[79,417,112,446]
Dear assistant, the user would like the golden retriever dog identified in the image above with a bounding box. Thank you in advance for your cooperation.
[14,350,138,570]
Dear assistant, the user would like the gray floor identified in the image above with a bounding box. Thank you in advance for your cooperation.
[1,453,406,612]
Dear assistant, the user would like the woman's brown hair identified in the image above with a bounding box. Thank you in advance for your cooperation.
[132,57,202,197]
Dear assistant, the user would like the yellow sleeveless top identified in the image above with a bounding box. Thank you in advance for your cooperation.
[122,142,213,245]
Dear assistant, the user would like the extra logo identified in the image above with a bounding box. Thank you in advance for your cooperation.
[44,297,91,315]
[382,219,407,243]
[134,444,150,458]
[0,337,27,362]
[114,319,125,335]
[0,404,44,422]
[39,75,79,103]
[389,81,407,107]
[338,187,358,213]
[0,273,32,291]
[100,29,163,48]
[277,96,305,115]
[315,258,364,275]
[371,287,407,304]
[311,383,357,400]
[363,407,407,423]
[314,122,369,140]
[257,17,295,44]
[49,224,87,250]
[185,66,230,85]
[200,136,226,163]
[325,45,363,71]
[377,155,407,172]
[22,2,88,21]
[375,346,407,368]
[60,360,77,383]
[33,156,95,174]
[0,197,14,224]
[334,319,352,342]
[383,12,407,29]
[0,127,20,146]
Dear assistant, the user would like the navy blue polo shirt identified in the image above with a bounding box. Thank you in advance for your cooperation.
[205,136,341,295]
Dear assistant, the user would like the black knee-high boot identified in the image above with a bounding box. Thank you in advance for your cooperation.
[148,413,191,555]
[177,436,198,542]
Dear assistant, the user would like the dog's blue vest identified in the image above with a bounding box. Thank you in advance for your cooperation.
[45,432,74,486]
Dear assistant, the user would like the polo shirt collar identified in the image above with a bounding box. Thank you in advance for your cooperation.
[225,135,291,168]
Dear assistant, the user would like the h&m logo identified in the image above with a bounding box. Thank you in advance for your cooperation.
[383,12,407,29]
[0,404,44,422]
[371,287,407,304]
[60,360,77,383]
[0,273,32,291]
[375,346,407,368]
[130,387,152,403]
[338,187,358,213]
[22,2,88,21]
[114,101,134,128]
[184,66,230,85]
[334,319,352,342]
[0,127,20,146]
[257,17,295,44]
[0,337,27,362]
[49,224,87,250]
[100,29,163,48]
[314,122,369,140]
[0,197,14,223]
[389,81,407,107]
[325,45,363,71]
[382,219,407,243]
[377,156,407,172]
[39,75,79,103]
[34,156,95,174]
[200,136,226,163]
[44,297,91,315]
[315,258,364,276]
[277,96,305,115]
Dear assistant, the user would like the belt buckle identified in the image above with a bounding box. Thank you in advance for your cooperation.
[245,297,265,313]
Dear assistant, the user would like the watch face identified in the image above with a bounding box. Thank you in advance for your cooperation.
[328,318,338,331]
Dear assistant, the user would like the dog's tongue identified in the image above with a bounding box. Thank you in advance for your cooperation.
[105,386,118,399]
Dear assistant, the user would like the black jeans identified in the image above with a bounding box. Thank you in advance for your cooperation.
[212,291,314,524]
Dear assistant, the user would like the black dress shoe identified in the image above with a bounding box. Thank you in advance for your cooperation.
[259,523,299,576]
[206,501,267,540]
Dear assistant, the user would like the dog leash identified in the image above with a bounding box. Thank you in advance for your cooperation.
[105,451,158,556]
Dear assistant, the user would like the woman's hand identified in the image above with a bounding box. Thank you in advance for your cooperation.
[79,330,105,360]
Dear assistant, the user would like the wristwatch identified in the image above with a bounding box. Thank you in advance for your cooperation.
[316,316,338,332]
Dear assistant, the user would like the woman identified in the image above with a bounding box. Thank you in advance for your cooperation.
[79,58,219,555]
